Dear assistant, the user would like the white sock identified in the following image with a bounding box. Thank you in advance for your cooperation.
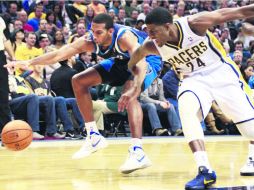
[193,151,212,172]
[248,144,254,160]
[85,121,98,136]
[131,138,142,148]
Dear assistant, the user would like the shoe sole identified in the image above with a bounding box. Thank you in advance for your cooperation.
[185,181,216,190]
[240,172,254,176]
[72,141,108,159]
[120,163,152,174]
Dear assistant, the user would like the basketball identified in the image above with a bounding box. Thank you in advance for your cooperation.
[1,120,33,151]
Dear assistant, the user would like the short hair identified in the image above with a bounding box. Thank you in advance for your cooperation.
[92,13,114,29]
[145,7,173,25]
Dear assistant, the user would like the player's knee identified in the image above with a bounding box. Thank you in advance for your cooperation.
[237,120,254,140]
[178,92,204,142]
[178,92,200,121]
[72,73,81,88]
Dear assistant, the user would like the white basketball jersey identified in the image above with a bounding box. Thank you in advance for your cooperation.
[154,16,228,76]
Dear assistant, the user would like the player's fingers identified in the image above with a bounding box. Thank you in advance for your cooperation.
[118,96,128,112]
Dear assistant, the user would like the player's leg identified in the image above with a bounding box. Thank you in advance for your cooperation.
[208,60,254,176]
[178,91,216,190]
[119,80,152,174]
[72,66,108,159]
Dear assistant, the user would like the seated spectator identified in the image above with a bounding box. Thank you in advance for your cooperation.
[88,0,107,16]
[73,52,93,73]
[93,84,125,131]
[15,32,43,76]
[8,74,65,139]
[51,29,66,50]
[8,73,43,140]
[140,77,182,136]
[26,65,83,139]
[10,28,25,52]
[229,40,251,64]
[205,101,233,135]
[50,60,86,132]
[124,10,138,27]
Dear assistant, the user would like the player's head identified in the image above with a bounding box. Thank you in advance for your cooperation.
[91,13,114,45]
[145,7,173,47]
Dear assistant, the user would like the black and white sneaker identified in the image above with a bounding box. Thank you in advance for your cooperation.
[65,131,84,140]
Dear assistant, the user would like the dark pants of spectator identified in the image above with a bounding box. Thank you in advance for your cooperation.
[0,52,11,132]
[9,94,40,132]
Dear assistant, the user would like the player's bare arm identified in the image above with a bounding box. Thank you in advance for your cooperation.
[118,30,148,88]
[4,35,95,69]
[127,39,159,72]
[188,4,254,36]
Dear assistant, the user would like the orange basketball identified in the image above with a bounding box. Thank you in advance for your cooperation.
[1,120,33,151]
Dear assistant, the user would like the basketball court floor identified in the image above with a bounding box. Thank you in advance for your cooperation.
[0,136,254,190]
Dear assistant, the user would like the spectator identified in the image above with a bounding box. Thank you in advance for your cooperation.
[27,3,46,31]
[140,77,182,136]
[220,28,234,53]
[233,50,244,69]
[15,32,43,76]
[26,64,83,140]
[93,84,125,131]
[117,8,126,25]
[17,10,34,32]
[84,6,94,30]
[37,33,60,81]
[45,10,62,33]
[57,0,84,29]
[10,28,25,52]
[124,9,138,27]
[8,73,44,140]
[7,2,18,22]
[137,3,151,22]
[13,19,23,31]
[230,40,252,63]
[73,0,87,15]
[10,74,65,139]
[73,52,93,73]
[51,29,66,50]
[173,1,186,20]
[88,0,107,16]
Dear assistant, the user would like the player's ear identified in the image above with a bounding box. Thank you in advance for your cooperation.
[165,23,171,30]
[108,28,114,35]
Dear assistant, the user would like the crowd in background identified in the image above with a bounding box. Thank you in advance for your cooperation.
[1,0,254,140]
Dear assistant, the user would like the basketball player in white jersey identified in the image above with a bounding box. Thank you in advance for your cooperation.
[118,6,254,190]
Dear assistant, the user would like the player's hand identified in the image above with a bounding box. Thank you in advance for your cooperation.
[4,60,30,70]
[118,86,141,112]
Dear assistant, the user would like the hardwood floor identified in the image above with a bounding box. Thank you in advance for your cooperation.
[0,136,254,190]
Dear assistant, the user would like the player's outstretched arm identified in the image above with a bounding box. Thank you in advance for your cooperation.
[189,4,254,36]
[4,35,94,69]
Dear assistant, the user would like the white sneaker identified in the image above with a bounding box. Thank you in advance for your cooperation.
[33,132,44,140]
[240,157,254,176]
[119,146,152,174]
[72,131,108,159]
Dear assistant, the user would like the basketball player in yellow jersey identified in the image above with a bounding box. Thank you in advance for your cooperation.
[118,6,254,190]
